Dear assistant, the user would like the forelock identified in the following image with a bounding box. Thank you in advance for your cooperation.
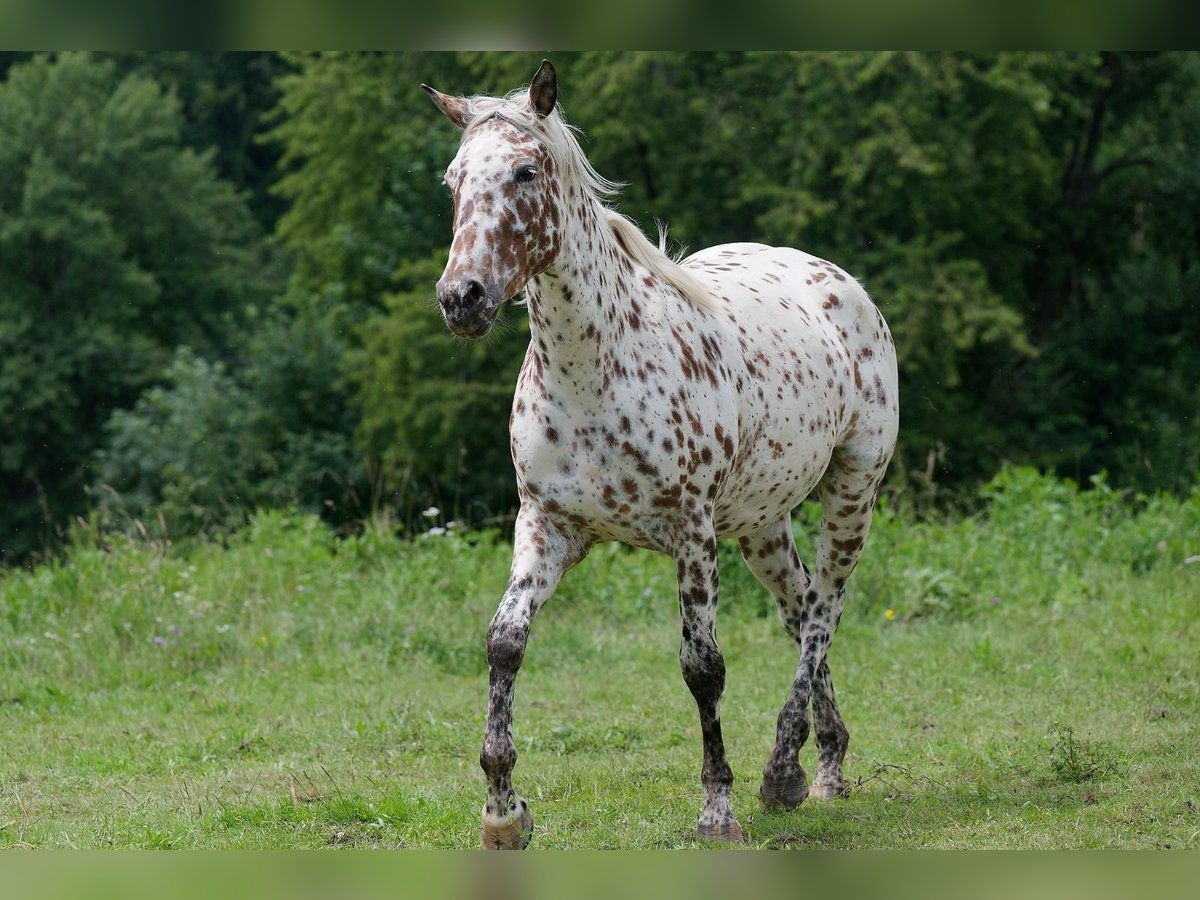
[457,90,622,201]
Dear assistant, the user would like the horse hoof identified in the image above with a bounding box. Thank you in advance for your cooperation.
[480,804,534,850]
[696,818,744,844]
[759,770,809,810]
[809,773,848,799]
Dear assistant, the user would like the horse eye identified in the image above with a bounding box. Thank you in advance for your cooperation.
[514,164,537,184]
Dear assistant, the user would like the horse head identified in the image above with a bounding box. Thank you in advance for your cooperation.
[423,60,565,339]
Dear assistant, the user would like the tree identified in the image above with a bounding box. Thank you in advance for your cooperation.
[0,52,269,561]
[264,51,1200,521]
[1013,52,1200,491]
[107,52,293,231]
[344,254,531,523]
[557,53,1040,486]
[566,52,1200,493]
[96,314,365,539]
[266,53,536,524]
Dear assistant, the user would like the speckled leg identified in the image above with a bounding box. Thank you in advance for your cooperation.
[739,520,812,810]
[676,530,742,843]
[809,659,849,799]
[741,451,886,810]
[804,452,887,800]
[480,506,586,850]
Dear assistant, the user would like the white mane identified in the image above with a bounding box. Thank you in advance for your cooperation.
[461,92,722,315]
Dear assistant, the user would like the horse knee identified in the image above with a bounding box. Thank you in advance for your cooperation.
[486,620,527,674]
[680,639,726,706]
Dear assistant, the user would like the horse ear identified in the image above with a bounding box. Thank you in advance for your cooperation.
[529,59,557,118]
[422,83,471,129]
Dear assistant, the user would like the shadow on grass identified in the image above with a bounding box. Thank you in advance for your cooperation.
[743,759,1120,849]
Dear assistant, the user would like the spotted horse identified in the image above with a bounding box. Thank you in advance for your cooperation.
[422,61,899,848]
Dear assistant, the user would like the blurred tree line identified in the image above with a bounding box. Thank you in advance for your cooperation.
[1,51,1197,562]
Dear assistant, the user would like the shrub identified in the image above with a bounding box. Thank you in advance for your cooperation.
[94,311,366,540]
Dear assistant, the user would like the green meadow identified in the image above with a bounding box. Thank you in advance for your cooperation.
[2,469,1198,849]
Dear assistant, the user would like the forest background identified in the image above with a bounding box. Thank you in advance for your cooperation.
[2,51,1197,562]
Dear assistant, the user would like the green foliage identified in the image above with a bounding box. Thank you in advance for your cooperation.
[266,52,466,322]
[846,465,1200,622]
[1004,52,1200,493]
[106,52,293,230]
[94,349,256,534]
[560,52,1045,484]
[94,312,366,539]
[345,254,530,523]
[275,51,1199,524]
[0,52,270,560]
[262,54,531,524]
[4,51,1200,553]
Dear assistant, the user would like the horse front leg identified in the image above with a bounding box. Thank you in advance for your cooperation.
[675,530,743,843]
[479,507,584,849]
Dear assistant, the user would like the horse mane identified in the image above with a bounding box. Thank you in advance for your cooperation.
[461,92,722,315]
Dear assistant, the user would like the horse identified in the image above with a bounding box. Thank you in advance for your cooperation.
[422,60,899,848]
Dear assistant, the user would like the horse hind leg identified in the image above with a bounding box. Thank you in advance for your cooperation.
[806,447,890,798]
[810,658,850,798]
[739,451,886,809]
[738,518,812,810]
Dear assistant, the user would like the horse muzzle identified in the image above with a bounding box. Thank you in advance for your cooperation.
[436,277,503,339]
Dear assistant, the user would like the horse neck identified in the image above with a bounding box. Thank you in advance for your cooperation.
[525,199,640,380]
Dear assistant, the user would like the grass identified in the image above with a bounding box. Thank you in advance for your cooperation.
[1,467,1198,849]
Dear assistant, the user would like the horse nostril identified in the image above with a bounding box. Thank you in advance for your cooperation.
[464,280,485,303]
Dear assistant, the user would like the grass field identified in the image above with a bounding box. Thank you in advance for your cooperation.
[1,468,1198,849]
